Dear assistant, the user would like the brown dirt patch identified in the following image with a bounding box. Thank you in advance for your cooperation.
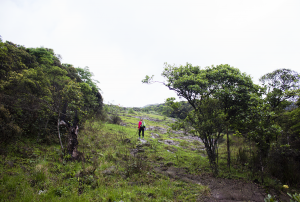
[154,166,289,201]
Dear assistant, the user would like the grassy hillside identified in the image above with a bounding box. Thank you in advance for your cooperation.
[0,111,295,201]
[0,112,208,201]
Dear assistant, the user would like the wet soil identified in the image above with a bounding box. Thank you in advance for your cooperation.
[154,166,289,201]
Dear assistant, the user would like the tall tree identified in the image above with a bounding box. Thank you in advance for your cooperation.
[143,63,257,174]
[260,69,300,142]
[260,68,300,111]
[206,64,258,170]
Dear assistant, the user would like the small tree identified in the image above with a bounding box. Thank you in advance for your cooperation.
[187,98,225,174]
[128,108,135,114]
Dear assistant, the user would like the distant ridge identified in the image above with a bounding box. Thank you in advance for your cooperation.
[142,103,162,108]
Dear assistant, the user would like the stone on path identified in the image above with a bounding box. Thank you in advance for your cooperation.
[164,139,179,146]
[138,139,147,144]
[150,133,160,139]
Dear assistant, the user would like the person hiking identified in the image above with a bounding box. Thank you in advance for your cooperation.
[138,118,146,139]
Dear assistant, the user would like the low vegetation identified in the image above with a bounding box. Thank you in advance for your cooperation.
[1,111,212,201]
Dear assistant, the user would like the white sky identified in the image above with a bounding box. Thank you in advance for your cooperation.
[1,0,299,107]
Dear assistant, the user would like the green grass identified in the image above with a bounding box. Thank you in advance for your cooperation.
[1,111,293,201]
[0,113,210,201]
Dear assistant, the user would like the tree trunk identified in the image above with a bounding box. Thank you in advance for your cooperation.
[217,140,219,166]
[227,125,231,172]
[203,137,219,176]
[57,114,64,153]
[260,153,264,184]
[67,124,79,158]
[249,136,253,177]
[56,101,81,160]
[61,109,79,160]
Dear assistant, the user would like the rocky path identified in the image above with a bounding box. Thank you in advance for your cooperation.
[130,138,283,202]
[124,115,289,201]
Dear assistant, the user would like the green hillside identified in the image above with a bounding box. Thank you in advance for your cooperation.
[1,38,300,201]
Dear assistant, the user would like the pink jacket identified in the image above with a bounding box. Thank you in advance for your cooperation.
[138,121,142,129]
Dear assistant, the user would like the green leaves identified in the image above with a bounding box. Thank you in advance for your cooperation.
[76,66,100,92]
[260,68,300,110]
[28,47,54,65]
[142,75,154,84]
[0,40,103,142]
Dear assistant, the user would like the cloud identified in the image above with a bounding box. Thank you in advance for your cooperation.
[1,0,299,107]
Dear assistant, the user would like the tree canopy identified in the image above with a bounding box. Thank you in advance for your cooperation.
[0,40,103,149]
[143,62,300,179]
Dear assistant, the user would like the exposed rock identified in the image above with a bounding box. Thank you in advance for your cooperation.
[169,118,177,122]
[138,139,148,144]
[147,126,167,134]
[102,166,116,175]
[130,148,145,156]
[130,149,138,156]
[164,139,179,146]
[170,135,203,143]
[150,133,161,139]
[137,142,150,147]
[72,150,85,161]
[38,190,47,195]
[172,130,185,135]
[137,138,150,147]
[120,122,127,126]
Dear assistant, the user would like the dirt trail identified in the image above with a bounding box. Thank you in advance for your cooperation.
[133,139,276,201]
[154,166,288,201]
[127,115,289,201]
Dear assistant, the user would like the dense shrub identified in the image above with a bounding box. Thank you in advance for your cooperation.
[0,40,103,144]
[268,146,300,186]
[110,115,122,125]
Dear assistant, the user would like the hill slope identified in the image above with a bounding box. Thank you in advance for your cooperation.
[0,111,291,201]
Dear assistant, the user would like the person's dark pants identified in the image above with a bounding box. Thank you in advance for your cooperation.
[139,127,144,138]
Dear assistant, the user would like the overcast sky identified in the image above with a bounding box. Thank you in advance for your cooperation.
[1,0,299,107]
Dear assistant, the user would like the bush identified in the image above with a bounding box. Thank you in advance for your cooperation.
[268,146,300,186]
[125,155,149,177]
[0,105,22,143]
[128,108,135,114]
[110,115,122,125]
[288,193,300,202]
[237,147,248,165]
